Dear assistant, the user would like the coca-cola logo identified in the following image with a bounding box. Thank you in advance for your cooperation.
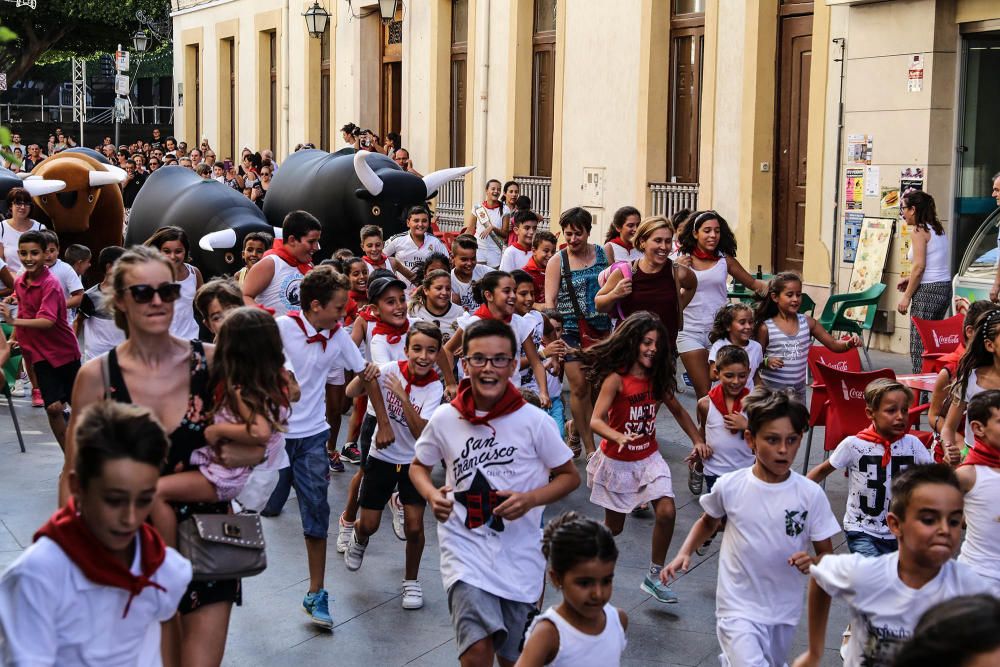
[821,358,849,371]
[841,380,865,401]
[931,331,960,347]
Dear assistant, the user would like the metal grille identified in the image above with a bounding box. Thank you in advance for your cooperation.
[648,182,699,219]
[435,175,466,232]
[388,19,403,45]
[514,175,552,230]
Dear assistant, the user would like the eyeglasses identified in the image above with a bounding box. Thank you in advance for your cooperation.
[464,354,514,369]
[123,283,181,304]
[11,202,30,207]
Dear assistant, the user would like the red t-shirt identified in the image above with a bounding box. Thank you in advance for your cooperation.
[14,266,81,367]
[522,256,546,304]
[600,374,659,461]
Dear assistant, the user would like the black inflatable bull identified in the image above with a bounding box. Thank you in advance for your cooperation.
[263,148,473,262]
[126,166,275,277]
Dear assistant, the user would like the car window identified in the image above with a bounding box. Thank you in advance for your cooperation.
[960,212,1000,280]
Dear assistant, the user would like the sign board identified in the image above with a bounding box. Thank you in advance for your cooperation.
[907,55,924,93]
[0,73,6,92]
[114,74,130,96]
[116,50,129,72]
[844,217,895,322]
[114,97,130,121]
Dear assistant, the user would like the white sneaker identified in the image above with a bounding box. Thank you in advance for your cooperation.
[336,514,355,554]
[401,580,423,610]
[10,377,27,397]
[344,529,367,571]
[390,492,406,541]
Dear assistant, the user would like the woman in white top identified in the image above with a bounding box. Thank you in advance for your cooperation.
[143,226,203,340]
[603,206,644,263]
[896,190,951,372]
[464,179,507,268]
[2,188,45,274]
[673,210,767,399]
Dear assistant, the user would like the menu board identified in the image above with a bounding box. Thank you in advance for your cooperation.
[844,217,895,322]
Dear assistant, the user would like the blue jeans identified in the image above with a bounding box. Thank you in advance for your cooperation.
[846,530,897,557]
[264,430,331,538]
[546,396,565,438]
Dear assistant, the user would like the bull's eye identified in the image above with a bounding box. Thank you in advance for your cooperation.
[40,196,47,204]
[224,252,235,264]
[87,194,94,203]
[371,205,380,216]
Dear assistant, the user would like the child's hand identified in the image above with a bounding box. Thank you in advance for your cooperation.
[494,489,536,520]
[723,413,747,431]
[361,362,381,382]
[612,278,632,299]
[0,302,11,323]
[204,424,224,447]
[788,551,815,574]
[385,374,408,401]
[542,339,567,359]
[537,391,552,409]
[841,334,862,350]
[684,449,701,465]
[766,356,784,370]
[791,653,821,667]
[444,383,458,402]
[661,554,690,584]
[694,441,713,460]
[429,485,454,522]
[375,421,396,449]
[615,433,640,454]
[943,439,962,466]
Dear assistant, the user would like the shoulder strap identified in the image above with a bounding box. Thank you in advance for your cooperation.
[560,250,586,321]
[100,352,111,399]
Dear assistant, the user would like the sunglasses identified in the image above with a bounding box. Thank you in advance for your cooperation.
[124,283,181,304]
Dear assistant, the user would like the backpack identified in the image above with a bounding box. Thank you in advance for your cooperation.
[597,261,634,321]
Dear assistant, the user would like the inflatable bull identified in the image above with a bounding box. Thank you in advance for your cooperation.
[0,167,64,217]
[126,166,275,277]
[263,148,473,262]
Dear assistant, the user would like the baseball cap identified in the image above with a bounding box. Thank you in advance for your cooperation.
[367,275,407,303]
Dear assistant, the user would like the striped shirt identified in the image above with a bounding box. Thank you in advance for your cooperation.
[760,314,811,389]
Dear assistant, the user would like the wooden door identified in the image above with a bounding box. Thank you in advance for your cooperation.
[380,10,403,141]
[774,13,812,273]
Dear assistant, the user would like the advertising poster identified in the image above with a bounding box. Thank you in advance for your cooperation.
[900,167,924,196]
[843,211,865,263]
[908,55,924,92]
[845,217,894,322]
[846,134,874,165]
[880,187,900,217]
[845,167,865,211]
[864,166,880,196]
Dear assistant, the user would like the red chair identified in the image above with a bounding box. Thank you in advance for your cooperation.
[912,314,963,373]
[804,346,863,463]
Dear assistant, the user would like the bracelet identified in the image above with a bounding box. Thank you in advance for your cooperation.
[762,355,769,367]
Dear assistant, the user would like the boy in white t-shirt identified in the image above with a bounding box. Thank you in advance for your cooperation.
[450,233,489,312]
[343,322,444,610]
[383,205,449,287]
[498,210,538,273]
[360,224,411,280]
[796,464,991,667]
[512,269,545,390]
[808,378,932,557]
[410,318,580,666]
[41,231,83,325]
[664,387,840,667]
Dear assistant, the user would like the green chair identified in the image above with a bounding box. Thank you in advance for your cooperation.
[817,283,887,369]
[800,293,816,317]
[728,274,773,303]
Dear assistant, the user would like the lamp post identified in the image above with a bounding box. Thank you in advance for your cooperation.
[378,0,398,22]
[303,2,330,38]
[133,30,150,54]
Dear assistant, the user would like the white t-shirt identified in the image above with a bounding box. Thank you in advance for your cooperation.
[827,434,933,538]
[278,315,367,439]
[700,467,841,625]
[499,245,532,273]
[708,339,764,390]
[80,284,125,361]
[811,552,990,667]
[703,401,754,477]
[370,361,443,464]
[48,259,84,325]
[414,401,573,603]
[519,310,544,389]
[451,265,490,313]
[0,219,44,274]
[470,203,504,267]
[365,317,420,416]
[0,535,192,667]
[383,232,449,287]
[411,303,465,345]
[456,312,533,387]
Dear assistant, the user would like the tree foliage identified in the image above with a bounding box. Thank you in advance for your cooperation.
[0,1,170,83]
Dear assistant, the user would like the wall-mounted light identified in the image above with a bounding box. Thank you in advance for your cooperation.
[132,29,150,54]
[378,0,398,23]
[303,2,331,38]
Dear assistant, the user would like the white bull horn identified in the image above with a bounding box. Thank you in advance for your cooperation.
[89,169,123,187]
[17,173,36,180]
[353,150,384,196]
[102,164,128,181]
[199,228,238,251]
[422,165,475,197]
[20,179,66,196]
[272,226,283,240]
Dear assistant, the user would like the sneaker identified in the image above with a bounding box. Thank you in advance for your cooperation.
[695,536,714,556]
[31,388,43,408]
[328,451,345,473]
[401,580,423,610]
[390,492,406,541]
[687,466,704,495]
[641,574,679,604]
[336,514,355,554]
[344,529,367,571]
[302,589,333,629]
[631,502,651,517]
[341,442,361,465]
[10,377,27,397]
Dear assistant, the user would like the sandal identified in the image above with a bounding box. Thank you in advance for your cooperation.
[688,462,704,495]
[567,435,582,458]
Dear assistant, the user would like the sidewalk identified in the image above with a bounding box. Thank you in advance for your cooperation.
[0,347,914,666]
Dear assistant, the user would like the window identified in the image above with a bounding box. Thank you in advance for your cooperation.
[320,27,331,151]
[450,0,468,167]
[381,7,403,141]
[269,31,277,154]
[666,2,704,183]
[531,0,556,177]
[221,37,235,161]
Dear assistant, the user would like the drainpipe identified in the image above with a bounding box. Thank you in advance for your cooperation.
[830,37,846,290]
[283,0,291,158]
[477,0,490,182]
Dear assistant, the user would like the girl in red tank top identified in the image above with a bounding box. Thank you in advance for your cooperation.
[583,312,707,604]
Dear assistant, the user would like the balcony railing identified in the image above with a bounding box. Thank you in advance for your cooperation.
[649,182,699,219]
[514,175,552,230]
[435,175,466,232]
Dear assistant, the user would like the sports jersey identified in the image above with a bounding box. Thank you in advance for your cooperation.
[411,302,465,344]
[598,374,659,462]
[383,232,449,287]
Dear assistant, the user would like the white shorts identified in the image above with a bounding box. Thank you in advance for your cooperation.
[326,365,346,386]
[676,329,710,354]
[716,616,795,667]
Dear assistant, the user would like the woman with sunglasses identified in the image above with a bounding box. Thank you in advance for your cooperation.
[251,164,273,210]
[63,245,258,666]
[2,187,45,275]
[673,210,766,401]
[144,226,203,341]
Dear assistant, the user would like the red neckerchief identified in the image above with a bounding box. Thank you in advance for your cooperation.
[255,303,276,316]
[963,438,1000,469]
[262,239,312,276]
[473,303,512,324]
[34,498,167,618]
[349,289,368,305]
[691,247,719,261]
[344,298,358,326]
[511,241,529,252]
[450,378,525,435]
[610,236,633,252]
[856,425,895,468]
[363,254,388,269]
[357,306,378,323]
[399,360,440,393]
[523,256,544,274]
[708,384,749,433]
[373,318,409,345]
[482,200,501,210]
[287,310,337,350]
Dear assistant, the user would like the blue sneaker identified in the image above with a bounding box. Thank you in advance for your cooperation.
[303,589,333,628]
[641,574,679,604]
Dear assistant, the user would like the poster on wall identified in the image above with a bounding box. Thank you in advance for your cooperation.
[907,55,924,92]
[843,211,865,263]
[880,187,900,217]
[844,217,895,322]
[900,167,925,196]
[846,134,874,164]
[845,167,865,210]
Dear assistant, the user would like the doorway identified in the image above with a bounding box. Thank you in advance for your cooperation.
[773,8,813,273]
[380,9,403,142]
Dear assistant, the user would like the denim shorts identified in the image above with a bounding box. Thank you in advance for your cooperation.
[845,530,897,557]
[286,429,332,539]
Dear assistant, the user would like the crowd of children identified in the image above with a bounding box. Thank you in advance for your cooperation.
[2,199,999,667]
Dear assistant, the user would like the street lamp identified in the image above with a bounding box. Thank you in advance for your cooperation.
[303,2,330,38]
[378,0,398,23]
[132,29,150,54]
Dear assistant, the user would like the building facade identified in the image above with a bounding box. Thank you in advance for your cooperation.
[172,0,1000,353]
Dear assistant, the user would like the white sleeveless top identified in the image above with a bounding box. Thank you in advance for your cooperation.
[608,241,642,263]
[703,400,755,477]
[1,219,44,274]
[526,604,626,667]
[909,230,949,284]
[257,254,304,317]
[681,257,728,332]
[964,369,985,448]
[169,263,200,340]
[471,203,503,267]
[958,465,1000,594]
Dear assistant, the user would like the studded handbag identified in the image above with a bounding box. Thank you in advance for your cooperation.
[177,513,267,581]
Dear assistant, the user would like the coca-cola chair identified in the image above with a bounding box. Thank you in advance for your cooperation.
[912,314,964,373]
[802,346,863,472]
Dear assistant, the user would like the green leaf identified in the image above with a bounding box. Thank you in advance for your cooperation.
[0,27,17,43]
[0,128,10,146]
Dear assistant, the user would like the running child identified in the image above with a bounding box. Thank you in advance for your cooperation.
[795,464,990,667]
[383,205,449,286]
[343,321,445,610]
[541,309,569,436]
[755,272,860,403]
[150,307,292,545]
[512,269,546,390]
[941,308,1000,464]
[242,211,320,316]
[450,233,489,312]
[233,231,272,286]
[519,512,628,667]
[41,230,83,325]
[499,210,539,272]
[522,230,558,305]
[955,390,1000,596]
[0,401,192,665]
[409,268,464,344]
[807,378,933,557]
[143,226,203,340]
[603,206,643,263]
[77,245,126,362]
[412,252,451,300]
[708,303,762,388]
[586,311,706,604]
[193,277,244,340]
[464,179,507,268]
[410,318,580,666]
[64,243,92,281]
[698,345,754,490]
[360,224,411,279]
[663,387,841,666]
[337,256,372,468]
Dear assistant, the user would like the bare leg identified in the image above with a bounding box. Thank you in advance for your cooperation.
[44,401,67,451]
[679,348,711,399]
[342,469,363,523]
[179,601,233,667]
[153,471,219,547]
[604,509,627,536]
[650,496,676,566]
[305,537,327,593]
[346,395,366,444]
[564,360,596,456]
[403,503,425,581]
[354,506,382,544]
[325,384,346,457]
[460,638,495,667]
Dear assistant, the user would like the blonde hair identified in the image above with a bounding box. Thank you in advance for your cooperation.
[105,246,176,334]
[634,216,674,253]
[865,378,913,412]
